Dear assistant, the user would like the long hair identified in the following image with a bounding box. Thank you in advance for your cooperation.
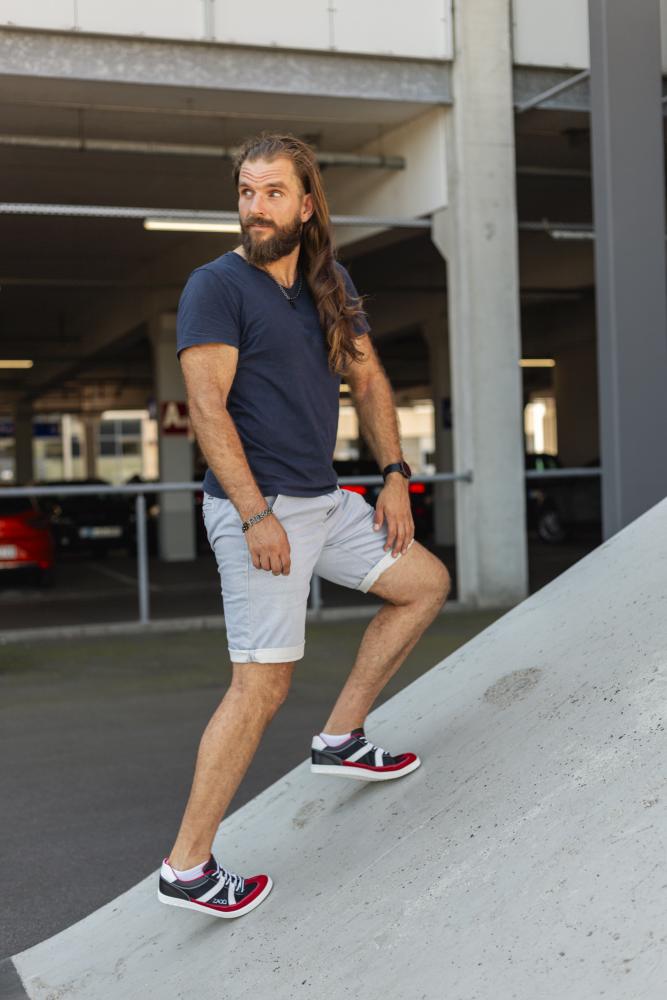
[232,132,366,376]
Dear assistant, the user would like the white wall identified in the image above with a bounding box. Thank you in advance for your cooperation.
[0,0,453,59]
[329,107,448,247]
[5,1,667,71]
[512,0,589,69]
[513,0,667,72]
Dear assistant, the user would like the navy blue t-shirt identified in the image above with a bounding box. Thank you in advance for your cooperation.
[176,251,370,499]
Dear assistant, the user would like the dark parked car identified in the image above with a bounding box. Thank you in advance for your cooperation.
[525,453,602,543]
[0,494,55,585]
[332,459,434,541]
[124,477,207,556]
[333,454,601,548]
[38,479,132,556]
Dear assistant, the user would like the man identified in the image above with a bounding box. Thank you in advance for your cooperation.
[158,132,451,919]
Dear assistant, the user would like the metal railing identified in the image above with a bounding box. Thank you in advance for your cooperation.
[2,466,600,625]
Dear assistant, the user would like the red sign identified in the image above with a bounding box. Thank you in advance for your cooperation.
[160,401,190,435]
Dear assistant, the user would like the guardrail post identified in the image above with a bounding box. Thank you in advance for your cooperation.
[310,572,322,613]
[135,493,150,624]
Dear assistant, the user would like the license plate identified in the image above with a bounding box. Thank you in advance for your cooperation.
[0,545,18,558]
[78,526,123,539]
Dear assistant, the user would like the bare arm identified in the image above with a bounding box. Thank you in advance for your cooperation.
[346,334,413,556]
[180,343,265,520]
[353,378,404,473]
[180,343,291,574]
[346,334,404,472]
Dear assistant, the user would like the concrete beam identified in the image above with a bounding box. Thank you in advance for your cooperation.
[0,28,451,106]
[513,67,591,112]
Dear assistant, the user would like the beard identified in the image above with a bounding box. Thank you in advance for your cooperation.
[240,211,303,266]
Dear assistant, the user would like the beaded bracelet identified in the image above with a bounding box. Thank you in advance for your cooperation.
[241,506,273,533]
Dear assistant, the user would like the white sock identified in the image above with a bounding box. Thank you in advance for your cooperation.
[320,730,352,747]
[165,858,209,881]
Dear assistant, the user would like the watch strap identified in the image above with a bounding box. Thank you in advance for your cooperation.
[382,461,410,481]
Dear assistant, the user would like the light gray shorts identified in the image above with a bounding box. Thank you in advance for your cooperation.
[202,486,414,663]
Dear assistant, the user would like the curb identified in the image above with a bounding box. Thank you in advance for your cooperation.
[0,600,486,645]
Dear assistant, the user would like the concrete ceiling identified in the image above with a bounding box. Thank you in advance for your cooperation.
[0,75,604,413]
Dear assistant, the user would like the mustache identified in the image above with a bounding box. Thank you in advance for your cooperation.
[243,217,275,229]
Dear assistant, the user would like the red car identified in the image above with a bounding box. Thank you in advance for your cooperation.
[0,495,55,585]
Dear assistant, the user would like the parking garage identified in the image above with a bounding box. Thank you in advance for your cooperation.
[2,4,657,632]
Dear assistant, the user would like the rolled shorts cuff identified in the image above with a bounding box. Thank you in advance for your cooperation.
[357,538,415,594]
[228,642,305,664]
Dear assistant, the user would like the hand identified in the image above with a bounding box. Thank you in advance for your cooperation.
[373,477,414,557]
[244,512,291,575]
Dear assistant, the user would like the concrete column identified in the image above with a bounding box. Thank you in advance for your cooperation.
[423,313,456,546]
[83,416,98,479]
[149,313,195,561]
[588,0,667,537]
[431,0,528,607]
[61,414,74,480]
[13,403,34,484]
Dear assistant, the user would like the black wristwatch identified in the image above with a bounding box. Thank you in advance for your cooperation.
[382,459,412,482]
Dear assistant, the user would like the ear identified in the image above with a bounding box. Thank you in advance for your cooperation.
[301,192,314,223]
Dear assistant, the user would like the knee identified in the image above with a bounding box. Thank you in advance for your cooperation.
[425,560,451,609]
[229,664,293,721]
[261,678,291,719]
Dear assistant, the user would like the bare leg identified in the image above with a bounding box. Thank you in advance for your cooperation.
[168,661,294,870]
[323,543,450,734]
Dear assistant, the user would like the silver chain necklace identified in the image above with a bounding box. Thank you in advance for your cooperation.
[266,269,303,309]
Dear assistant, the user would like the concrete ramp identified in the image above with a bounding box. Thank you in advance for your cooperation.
[10,500,667,999]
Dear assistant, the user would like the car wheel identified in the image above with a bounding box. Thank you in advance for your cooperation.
[537,508,567,544]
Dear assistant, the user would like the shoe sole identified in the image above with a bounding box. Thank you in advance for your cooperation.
[157,876,273,919]
[310,756,421,781]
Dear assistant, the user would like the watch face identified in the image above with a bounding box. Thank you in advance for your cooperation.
[401,460,412,478]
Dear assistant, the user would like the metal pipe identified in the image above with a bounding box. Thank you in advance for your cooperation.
[310,572,322,614]
[1,469,603,502]
[1,472,475,499]
[0,133,405,170]
[516,166,591,178]
[135,493,150,625]
[515,69,590,114]
[525,467,601,479]
[0,202,430,230]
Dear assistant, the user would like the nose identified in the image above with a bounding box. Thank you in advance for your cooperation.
[247,191,269,217]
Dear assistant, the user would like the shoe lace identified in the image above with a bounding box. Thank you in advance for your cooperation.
[359,736,390,758]
[216,865,245,894]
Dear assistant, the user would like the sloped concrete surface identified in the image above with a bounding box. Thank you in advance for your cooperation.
[12,500,667,999]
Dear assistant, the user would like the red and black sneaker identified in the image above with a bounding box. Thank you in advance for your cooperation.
[310,727,421,782]
[158,855,272,919]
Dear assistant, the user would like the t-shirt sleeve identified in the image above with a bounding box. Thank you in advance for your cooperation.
[337,263,371,337]
[176,266,242,356]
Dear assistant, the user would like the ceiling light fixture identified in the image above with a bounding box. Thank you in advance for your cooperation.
[143,219,241,233]
[520,359,556,368]
[0,359,33,369]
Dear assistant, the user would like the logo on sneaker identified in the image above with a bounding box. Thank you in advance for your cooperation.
[211,897,229,906]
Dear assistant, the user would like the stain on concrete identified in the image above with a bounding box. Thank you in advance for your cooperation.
[483,668,543,707]
[292,799,326,829]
